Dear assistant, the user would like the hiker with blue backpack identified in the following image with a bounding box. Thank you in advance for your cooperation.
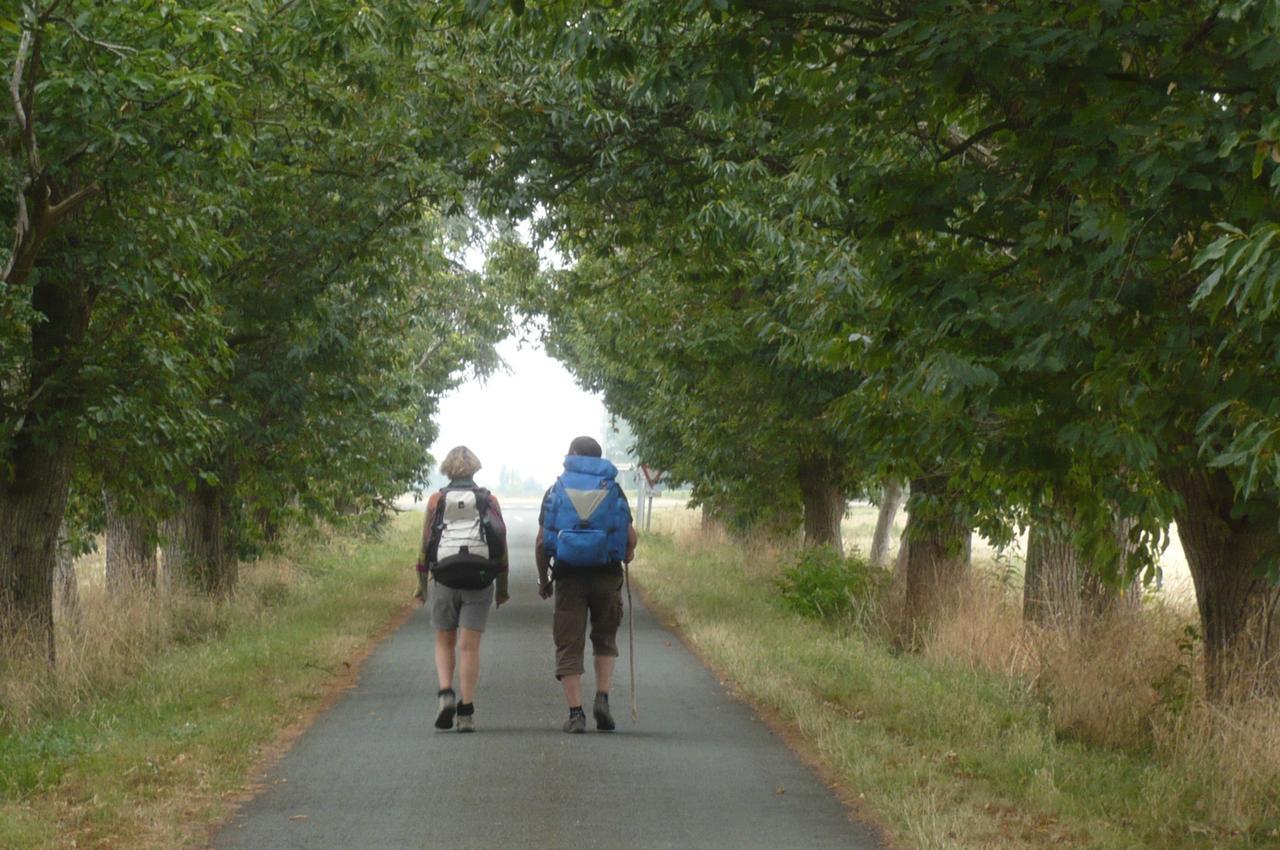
[535,436,637,733]
[415,445,509,733]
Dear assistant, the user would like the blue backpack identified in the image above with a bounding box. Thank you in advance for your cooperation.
[542,456,631,568]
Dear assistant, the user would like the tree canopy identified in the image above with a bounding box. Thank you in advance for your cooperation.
[458,0,1280,693]
[1,1,508,649]
[4,0,1280,694]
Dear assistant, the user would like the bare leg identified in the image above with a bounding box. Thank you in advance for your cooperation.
[435,629,457,691]
[560,673,583,707]
[458,627,483,703]
[595,655,616,695]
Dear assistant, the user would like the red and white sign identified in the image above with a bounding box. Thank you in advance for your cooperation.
[640,465,665,488]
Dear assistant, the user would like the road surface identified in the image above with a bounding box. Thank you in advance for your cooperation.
[214,503,884,849]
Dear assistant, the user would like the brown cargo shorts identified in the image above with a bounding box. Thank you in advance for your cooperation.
[553,571,624,678]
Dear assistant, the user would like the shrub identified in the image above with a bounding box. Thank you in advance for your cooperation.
[775,547,889,622]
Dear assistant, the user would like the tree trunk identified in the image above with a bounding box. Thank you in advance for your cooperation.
[699,502,724,535]
[1023,506,1143,629]
[0,439,77,662]
[1023,519,1095,624]
[54,518,79,620]
[254,504,281,547]
[104,489,158,592]
[163,477,237,595]
[869,480,905,568]
[0,266,91,660]
[1164,467,1280,698]
[902,476,971,630]
[798,455,846,555]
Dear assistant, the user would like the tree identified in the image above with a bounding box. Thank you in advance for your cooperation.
[1,0,508,650]
[1,0,242,652]
[868,481,904,569]
[459,1,1280,690]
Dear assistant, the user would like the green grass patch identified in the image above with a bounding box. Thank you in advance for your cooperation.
[0,515,419,849]
[632,531,1277,850]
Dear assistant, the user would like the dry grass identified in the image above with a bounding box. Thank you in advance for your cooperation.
[921,578,1038,681]
[918,562,1280,830]
[1,550,308,730]
[921,575,1188,750]
[639,507,1280,844]
[1157,695,1280,831]
[0,520,415,850]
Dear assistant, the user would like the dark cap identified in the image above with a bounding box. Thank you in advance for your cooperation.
[568,436,603,458]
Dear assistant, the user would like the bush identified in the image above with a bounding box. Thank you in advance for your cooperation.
[775,547,889,622]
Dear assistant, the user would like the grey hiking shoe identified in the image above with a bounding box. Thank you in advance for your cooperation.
[593,693,616,732]
[434,690,456,730]
[562,712,587,734]
[456,713,475,733]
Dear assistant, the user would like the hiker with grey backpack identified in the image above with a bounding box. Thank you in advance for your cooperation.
[415,446,509,733]
[535,436,637,733]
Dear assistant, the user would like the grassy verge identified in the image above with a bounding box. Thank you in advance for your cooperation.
[631,527,1280,850]
[0,513,419,850]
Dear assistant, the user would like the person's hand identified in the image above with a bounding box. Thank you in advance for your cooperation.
[413,565,428,605]
[538,580,553,600]
[496,590,510,608]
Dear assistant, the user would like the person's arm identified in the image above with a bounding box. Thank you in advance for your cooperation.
[414,493,440,602]
[625,523,637,564]
[535,484,555,598]
[487,494,510,607]
[485,494,509,569]
[617,483,637,565]
[535,529,553,598]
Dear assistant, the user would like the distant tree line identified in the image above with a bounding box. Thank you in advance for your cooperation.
[494,465,547,497]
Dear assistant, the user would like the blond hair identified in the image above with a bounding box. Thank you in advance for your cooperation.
[439,445,482,480]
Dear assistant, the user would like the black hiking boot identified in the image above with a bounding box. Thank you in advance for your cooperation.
[593,692,616,732]
[434,689,456,730]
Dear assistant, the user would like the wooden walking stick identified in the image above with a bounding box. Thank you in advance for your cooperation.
[625,561,637,721]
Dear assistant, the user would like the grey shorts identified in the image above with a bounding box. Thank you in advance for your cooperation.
[430,582,494,632]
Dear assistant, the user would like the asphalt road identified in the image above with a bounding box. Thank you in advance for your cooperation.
[214,503,884,849]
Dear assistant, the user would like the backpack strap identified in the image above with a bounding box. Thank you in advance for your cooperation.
[475,487,508,565]
[426,487,449,565]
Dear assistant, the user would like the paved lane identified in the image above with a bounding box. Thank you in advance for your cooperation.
[214,503,883,849]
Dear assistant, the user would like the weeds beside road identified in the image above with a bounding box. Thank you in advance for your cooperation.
[631,521,1280,850]
[0,516,418,850]
[5,502,1277,849]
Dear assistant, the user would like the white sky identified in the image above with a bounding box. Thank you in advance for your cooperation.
[428,335,605,489]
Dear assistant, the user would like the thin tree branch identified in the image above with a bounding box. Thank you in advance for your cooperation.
[4,26,35,285]
[1181,0,1224,53]
[939,121,1010,164]
[271,0,305,20]
[53,14,138,57]
[45,183,101,225]
[10,29,31,138]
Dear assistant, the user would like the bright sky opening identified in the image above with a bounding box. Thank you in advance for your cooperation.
[428,336,605,490]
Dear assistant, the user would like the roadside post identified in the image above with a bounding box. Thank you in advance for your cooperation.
[639,465,665,533]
